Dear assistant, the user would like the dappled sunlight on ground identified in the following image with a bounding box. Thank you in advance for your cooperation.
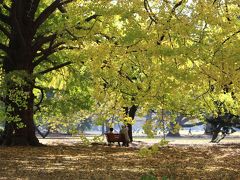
[0,138,240,179]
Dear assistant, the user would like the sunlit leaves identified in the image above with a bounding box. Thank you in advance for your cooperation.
[1,0,239,131]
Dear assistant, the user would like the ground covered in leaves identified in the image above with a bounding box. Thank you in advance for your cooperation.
[0,140,240,179]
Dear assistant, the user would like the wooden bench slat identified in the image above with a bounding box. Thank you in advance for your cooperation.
[105,133,125,143]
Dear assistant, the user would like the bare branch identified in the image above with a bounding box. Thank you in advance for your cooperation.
[37,61,72,75]
[32,34,57,53]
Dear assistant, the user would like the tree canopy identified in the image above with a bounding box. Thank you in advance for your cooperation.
[0,0,239,145]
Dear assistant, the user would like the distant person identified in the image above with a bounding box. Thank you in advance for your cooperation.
[188,128,192,136]
[120,125,130,147]
[107,122,114,133]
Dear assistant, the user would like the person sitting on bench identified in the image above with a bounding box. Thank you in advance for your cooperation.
[109,127,114,133]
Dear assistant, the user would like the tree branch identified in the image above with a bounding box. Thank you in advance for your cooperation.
[158,0,183,45]
[144,0,158,24]
[34,85,44,113]
[33,56,50,68]
[34,0,61,29]
[34,0,73,30]
[33,42,65,67]
[118,66,134,83]
[85,14,101,22]
[36,42,65,57]
[37,61,72,75]
[29,0,41,19]
[171,0,183,14]
[213,30,240,57]
[120,90,137,97]
[65,29,80,40]
[212,0,218,5]
[32,33,57,53]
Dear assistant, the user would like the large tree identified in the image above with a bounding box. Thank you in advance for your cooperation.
[83,0,240,141]
[1,0,238,146]
[0,0,73,146]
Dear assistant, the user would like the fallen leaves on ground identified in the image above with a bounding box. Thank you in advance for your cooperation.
[0,141,240,180]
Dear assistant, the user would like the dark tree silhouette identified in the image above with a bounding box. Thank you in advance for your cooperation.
[206,114,239,143]
[124,105,138,142]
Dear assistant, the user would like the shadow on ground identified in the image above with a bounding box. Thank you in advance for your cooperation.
[0,140,240,179]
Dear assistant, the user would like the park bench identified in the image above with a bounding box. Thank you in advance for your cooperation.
[105,133,125,146]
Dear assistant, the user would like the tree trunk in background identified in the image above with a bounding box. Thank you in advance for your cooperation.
[166,116,183,137]
[125,105,138,142]
[102,123,105,135]
[166,129,181,137]
[204,122,213,135]
[166,118,181,137]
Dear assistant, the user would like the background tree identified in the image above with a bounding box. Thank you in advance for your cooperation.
[81,0,240,142]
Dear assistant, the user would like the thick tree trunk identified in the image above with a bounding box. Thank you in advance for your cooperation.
[1,1,39,145]
[2,81,40,146]
[204,122,213,135]
[0,1,41,146]
[167,121,181,137]
[0,1,72,146]
[166,130,180,137]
